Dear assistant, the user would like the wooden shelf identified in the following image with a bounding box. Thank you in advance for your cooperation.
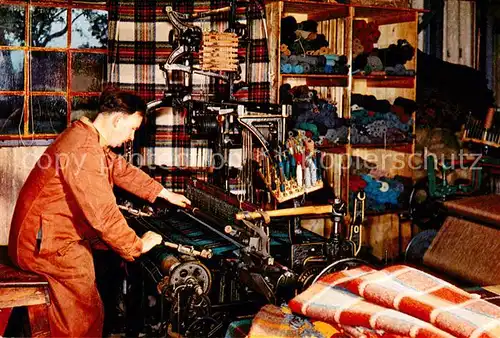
[352,75,415,88]
[317,144,347,153]
[267,0,426,23]
[281,74,349,87]
[274,0,350,20]
[351,142,413,153]
[353,5,424,25]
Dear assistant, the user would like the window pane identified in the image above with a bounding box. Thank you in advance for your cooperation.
[0,96,24,135]
[30,96,67,134]
[0,50,24,91]
[71,9,107,49]
[0,5,25,46]
[31,6,67,48]
[72,53,106,92]
[31,51,67,91]
[71,96,99,122]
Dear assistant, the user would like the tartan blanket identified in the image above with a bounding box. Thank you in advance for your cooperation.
[288,265,500,338]
[107,0,270,191]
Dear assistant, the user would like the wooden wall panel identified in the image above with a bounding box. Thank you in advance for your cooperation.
[0,147,46,245]
[364,213,412,260]
[351,148,414,178]
[443,0,476,68]
[377,21,417,70]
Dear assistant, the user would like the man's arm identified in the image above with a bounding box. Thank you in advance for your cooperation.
[59,149,159,260]
[107,151,164,203]
[109,152,191,207]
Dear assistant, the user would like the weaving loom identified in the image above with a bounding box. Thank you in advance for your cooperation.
[117,174,376,337]
[118,177,337,336]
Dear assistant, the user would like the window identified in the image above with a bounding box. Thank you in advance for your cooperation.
[0,0,107,139]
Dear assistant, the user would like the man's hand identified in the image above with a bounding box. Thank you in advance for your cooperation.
[141,231,162,253]
[158,188,191,208]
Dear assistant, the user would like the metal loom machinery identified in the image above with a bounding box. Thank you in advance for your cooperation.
[116,4,370,337]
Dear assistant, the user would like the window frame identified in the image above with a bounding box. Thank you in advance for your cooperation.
[0,0,107,140]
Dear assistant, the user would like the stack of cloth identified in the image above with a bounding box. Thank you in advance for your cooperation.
[280,16,349,75]
[282,85,349,144]
[350,94,415,145]
[349,157,412,213]
[352,38,415,77]
[280,54,349,75]
[349,174,412,213]
[244,265,500,338]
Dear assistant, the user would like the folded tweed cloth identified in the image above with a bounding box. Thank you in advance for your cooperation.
[247,304,343,337]
[247,304,396,338]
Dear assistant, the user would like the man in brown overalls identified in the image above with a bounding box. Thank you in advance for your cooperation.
[9,89,191,337]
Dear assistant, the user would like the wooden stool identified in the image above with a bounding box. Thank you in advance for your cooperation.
[0,252,51,337]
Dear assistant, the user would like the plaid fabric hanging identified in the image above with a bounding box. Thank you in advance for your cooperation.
[107,0,270,191]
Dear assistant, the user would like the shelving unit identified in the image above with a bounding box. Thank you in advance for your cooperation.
[265,0,423,261]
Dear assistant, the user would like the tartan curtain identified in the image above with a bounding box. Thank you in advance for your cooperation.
[107,0,270,191]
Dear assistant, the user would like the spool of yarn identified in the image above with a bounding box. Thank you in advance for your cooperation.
[280,54,289,64]
[485,107,495,129]
[284,157,290,179]
[324,55,337,66]
[290,155,297,178]
[308,158,317,185]
[304,165,311,188]
[315,151,322,177]
[296,164,303,187]
[394,64,405,75]
[385,66,396,75]
[281,63,292,73]
[293,64,304,74]
[367,56,383,71]
[379,181,390,192]
[300,62,311,73]
[296,55,322,66]
[289,55,299,65]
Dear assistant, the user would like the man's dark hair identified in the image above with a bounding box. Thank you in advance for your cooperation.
[98,88,147,115]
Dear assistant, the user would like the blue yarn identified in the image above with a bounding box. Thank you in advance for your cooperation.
[281,63,292,73]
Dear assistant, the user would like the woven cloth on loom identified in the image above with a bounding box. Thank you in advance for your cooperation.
[423,216,500,286]
[107,0,270,190]
[289,265,500,338]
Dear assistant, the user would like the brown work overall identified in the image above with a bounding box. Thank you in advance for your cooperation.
[9,119,163,337]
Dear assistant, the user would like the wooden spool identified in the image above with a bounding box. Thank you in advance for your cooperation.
[201,32,239,72]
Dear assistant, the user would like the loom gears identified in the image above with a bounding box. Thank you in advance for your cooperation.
[297,265,324,291]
